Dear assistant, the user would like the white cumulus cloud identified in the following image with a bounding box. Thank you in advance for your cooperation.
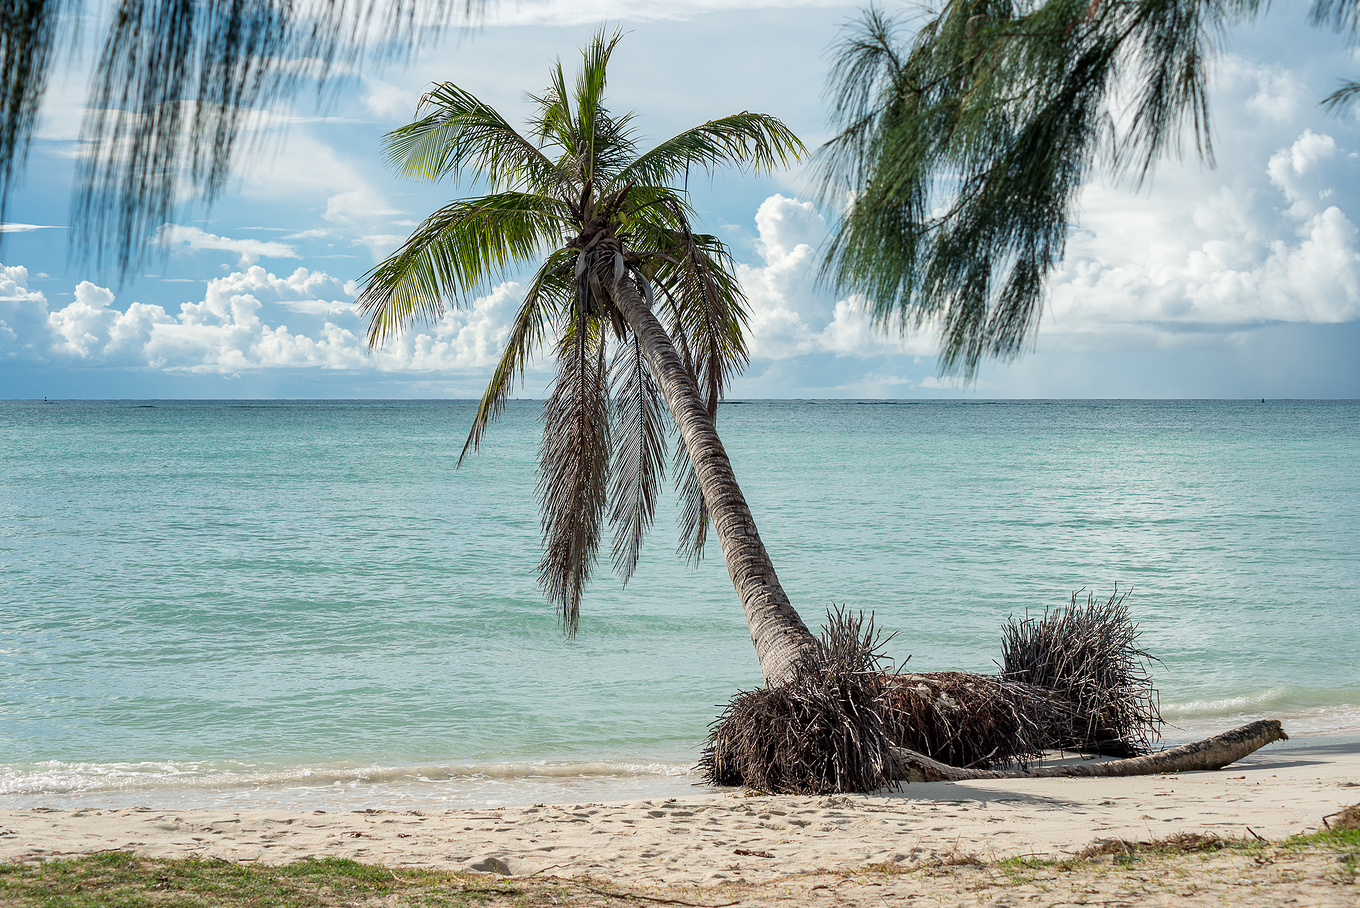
[3,263,529,377]
[736,194,934,362]
[0,264,55,362]
[1047,127,1360,345]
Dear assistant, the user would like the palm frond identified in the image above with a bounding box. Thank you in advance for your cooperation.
[619,192,750,408]
[608,333,669,585]
[357,191,569,346]
[573,27,618,182]
[529,58,580,175]
[672,442,711,564]
[385,81,563,191]
[617,112,805,189]
[563,28,639,185]
[538,315,611,634]
[460,247,576,463]
[646,227,750,410]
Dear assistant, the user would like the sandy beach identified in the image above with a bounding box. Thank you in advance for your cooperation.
[2,736,1357,905]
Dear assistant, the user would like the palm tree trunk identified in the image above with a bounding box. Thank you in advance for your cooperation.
[609,271,814,685]
[888,719,1287,782]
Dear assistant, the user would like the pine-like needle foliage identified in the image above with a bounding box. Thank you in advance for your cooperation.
[0,0,475,274]
[816,0,1359,379]
[356,30,803,632]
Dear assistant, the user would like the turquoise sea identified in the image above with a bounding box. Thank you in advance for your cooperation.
[1,399,1357,809]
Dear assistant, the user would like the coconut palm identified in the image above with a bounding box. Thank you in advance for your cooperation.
[356,30,813,685]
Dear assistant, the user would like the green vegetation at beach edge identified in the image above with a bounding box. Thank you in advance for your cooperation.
[2,826,1356,907]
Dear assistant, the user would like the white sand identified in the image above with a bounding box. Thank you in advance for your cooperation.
[1,738,1355,887]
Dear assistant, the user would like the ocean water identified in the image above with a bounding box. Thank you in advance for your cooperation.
[1,399,1357,809]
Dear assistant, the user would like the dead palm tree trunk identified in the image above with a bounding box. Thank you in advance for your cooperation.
[889,719,1287,782]
[608,267,814,685]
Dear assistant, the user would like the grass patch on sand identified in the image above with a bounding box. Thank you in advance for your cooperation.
[850,820,1360,889]
[979,824,1360,887]
[0,852,580,908]
[2,818,1357,907]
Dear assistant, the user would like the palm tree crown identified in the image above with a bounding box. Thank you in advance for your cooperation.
[357,30,805,633]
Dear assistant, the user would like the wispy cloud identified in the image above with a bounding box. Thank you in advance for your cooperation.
[0,223,65,233]
[157,224,299,267]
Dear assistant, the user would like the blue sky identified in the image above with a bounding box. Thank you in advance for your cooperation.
[2,0,1358,399]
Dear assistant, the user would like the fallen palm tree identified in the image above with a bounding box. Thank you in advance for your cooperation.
[701,596,1285,794]
[890,719,1287,781]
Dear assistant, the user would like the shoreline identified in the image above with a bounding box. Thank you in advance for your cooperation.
[5,729,1358,813]
[2,737,1356,888]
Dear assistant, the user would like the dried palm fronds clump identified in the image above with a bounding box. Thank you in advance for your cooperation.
[704,592,1169,794]
[1324,804,1360,831]
[881,672,1078,770]
[700,608,898,794]
[1000,587,1162,756]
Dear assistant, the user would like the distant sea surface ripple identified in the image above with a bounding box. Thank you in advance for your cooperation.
[1,399,1357,808]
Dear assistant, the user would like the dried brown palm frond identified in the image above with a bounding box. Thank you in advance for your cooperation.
[700,607,899,794]
[881,672,1077,771]
[701,609,1095,792]
[537,321,610,635]
[644,226,749,565]
[702,594,1172,793]
[607,333,668,586]
[1000,587,1163,756]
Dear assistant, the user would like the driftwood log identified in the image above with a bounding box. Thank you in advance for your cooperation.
[889,719,1288,782]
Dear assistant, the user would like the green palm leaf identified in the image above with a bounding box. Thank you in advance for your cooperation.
[460,247,576,464]
[617,113,805,190]
[385,82,564,192]
[357,191,568,346]
[538,317,610,634]
[529,60,581,177]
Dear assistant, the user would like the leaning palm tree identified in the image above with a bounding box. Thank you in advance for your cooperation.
[357,29,814,685]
